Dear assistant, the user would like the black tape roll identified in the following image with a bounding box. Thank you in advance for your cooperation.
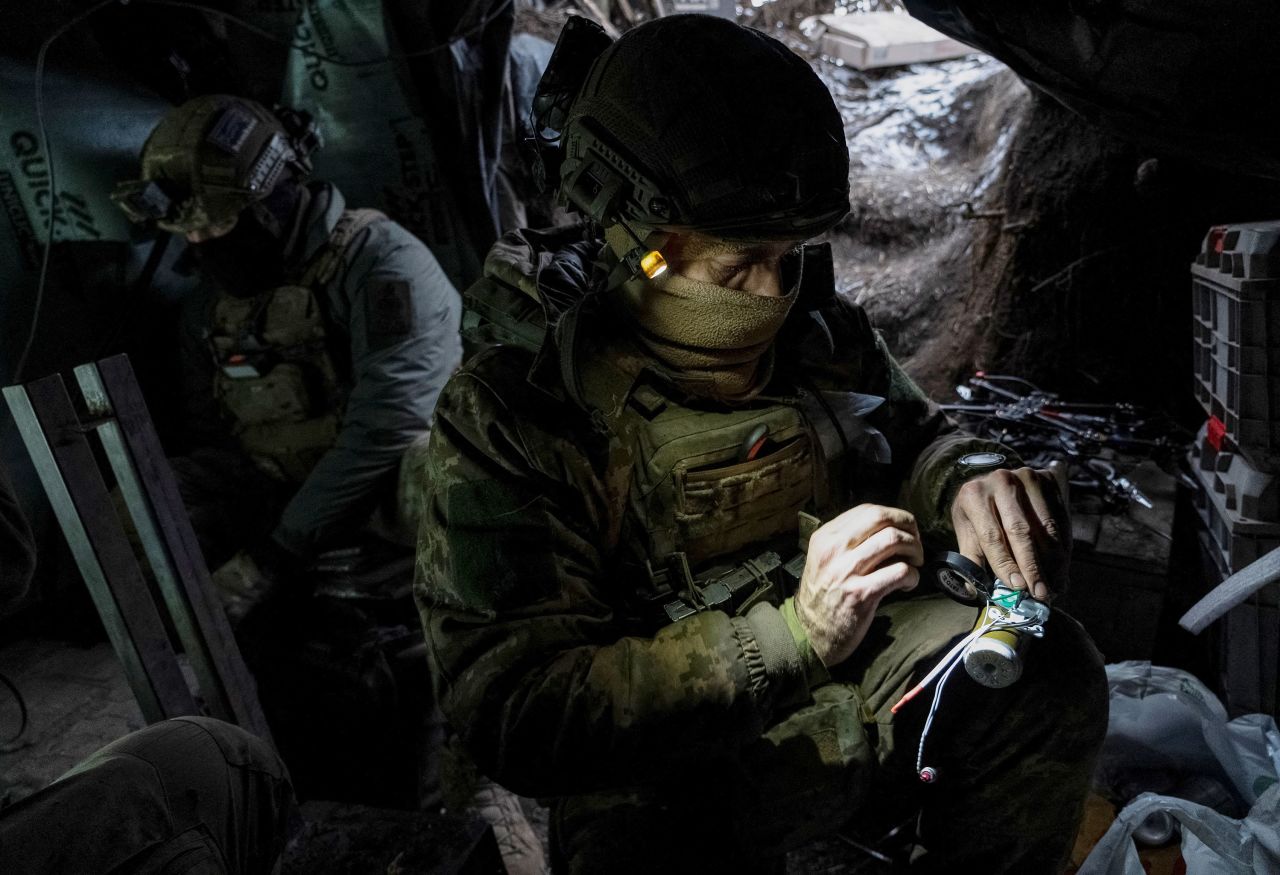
[927,551,993,606]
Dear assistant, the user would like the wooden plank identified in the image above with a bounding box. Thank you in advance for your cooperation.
[75,362,235,727]
[91,355,273,743]
[6,377,196,722]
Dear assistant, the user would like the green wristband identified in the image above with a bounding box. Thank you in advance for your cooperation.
[780,597,831,689]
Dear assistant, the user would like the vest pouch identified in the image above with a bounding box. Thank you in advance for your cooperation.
[260,285,326,347]
[217,362,319,427]
[675,436,813,561]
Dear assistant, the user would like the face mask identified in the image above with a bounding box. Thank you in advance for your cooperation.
[191,214,286,296]
[189,180,304,297]
[604,223,798,402]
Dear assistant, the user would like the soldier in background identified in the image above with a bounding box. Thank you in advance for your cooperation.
[0,716,295,874]
[416,15,1107,873]
[113,95,462,615]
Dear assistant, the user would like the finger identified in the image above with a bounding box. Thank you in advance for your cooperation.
[824,526,923,585]
[1023,470,1071,595]
[966,496,1023,593]
[845,524,924,576]
[855,560,920,599]
[813,504,918,561]
[953,514,984,567]
[1025,470,1071,546]
[993,485,1046,599]
[837,504,918,550]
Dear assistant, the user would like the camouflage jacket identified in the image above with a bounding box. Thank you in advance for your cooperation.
[415,227,1012,797]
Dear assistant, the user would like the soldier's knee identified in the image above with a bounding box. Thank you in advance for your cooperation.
[1025,610,1109,749]
[1035,610,1106,689]
[171,716,290,778]
[106,716,292,810]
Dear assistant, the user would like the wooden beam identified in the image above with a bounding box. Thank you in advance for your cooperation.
[4,376,197,723]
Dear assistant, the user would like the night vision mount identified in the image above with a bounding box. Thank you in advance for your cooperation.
[113,103,324,228]
[530,16,671,283]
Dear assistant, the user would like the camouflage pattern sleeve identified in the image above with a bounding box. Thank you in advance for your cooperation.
[414,348,813,797]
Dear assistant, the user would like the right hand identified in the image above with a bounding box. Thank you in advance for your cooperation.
[794,504,923,667]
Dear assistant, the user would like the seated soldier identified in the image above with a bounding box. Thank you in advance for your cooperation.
[0,716,294,874]
[415,15,1107,874]
[112,96,462,614]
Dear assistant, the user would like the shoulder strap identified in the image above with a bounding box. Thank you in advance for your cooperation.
[301,208,387,288]
[555,299,652,428]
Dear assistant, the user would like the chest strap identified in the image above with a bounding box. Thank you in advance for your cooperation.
[299,208,387,289]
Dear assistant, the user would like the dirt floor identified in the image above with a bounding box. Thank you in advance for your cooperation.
[0,636,894,873]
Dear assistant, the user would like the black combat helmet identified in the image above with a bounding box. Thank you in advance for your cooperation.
[549,14,850,242]
[111,95,321,236]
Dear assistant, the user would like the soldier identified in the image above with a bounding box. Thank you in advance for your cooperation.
[416,15,1107,874]
[0,716,295,874]
[112,96,462,611]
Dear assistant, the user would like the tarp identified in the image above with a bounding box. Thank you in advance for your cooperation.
[281,0,478,287]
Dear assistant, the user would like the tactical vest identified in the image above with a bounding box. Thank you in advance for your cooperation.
[572,329,889,625]
[208,209,384,483]
[466,231,890,625]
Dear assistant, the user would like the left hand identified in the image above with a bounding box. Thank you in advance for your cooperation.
[949,467,1070,600]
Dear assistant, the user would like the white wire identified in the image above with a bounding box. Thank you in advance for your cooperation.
[916,650,965,774]
[912,614,1041,775]
[910,616,993,692]
[12,0,121,383]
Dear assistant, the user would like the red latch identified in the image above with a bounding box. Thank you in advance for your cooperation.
[1206,416,1226,451]
[1208,226,1228,255]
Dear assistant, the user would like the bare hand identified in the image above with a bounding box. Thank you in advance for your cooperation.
[950,467,1070,601]
[794,504,923,667]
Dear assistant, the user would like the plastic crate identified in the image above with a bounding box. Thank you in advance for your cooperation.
[1191,220,1280,471]
[1217,595,1280,716]
[1189,422,1280,574]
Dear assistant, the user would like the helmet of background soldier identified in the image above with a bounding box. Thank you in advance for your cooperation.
[111,95,322,236]
[549,14,850,243]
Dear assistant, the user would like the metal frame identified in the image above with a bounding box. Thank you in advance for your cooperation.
[4,355,271,741]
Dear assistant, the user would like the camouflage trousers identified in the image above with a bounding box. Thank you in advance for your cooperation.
[0,717,295,874]
[551,595,1108,873]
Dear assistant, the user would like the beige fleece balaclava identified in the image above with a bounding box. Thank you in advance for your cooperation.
[604,223,799,402]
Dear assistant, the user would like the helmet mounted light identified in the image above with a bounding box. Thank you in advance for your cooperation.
[639,249,667,279]
[532,15,850,284]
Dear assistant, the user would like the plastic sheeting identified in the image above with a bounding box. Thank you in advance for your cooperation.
[1082,662,1280,873]
[0,56,173,380]
[281,0,477,287]
[0,57,168,250]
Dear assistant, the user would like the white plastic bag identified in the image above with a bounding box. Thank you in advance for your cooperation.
[1079,662,1280,873]
[1078,785,1280,875]
[1102,661,1278,807]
